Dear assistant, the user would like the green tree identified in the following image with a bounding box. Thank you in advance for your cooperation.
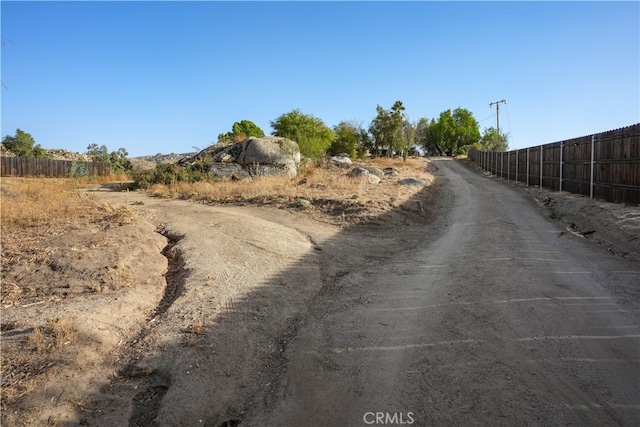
[329,121,361,158]
[480,127,509,152]
[399,116,417,160]
[87,143,110,163]
[218,120,265,143]
[109,147,132,173]
[87,144,132,173]
[270,109,335,159]
[368,101,406,157]
[416,117,440,156]
[430,108,480,156]
[2,128,50,158]
[369,105,390,157]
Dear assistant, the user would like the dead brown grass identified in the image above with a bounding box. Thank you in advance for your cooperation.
[0,178,138,233]
[0,179,104,232]
[3,313,79,411]
[144,157,432,226]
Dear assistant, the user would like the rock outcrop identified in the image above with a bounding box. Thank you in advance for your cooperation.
[179,137,301,179]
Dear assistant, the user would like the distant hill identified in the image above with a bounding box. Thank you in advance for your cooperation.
[130,152,196,170]
[0,144,196,170]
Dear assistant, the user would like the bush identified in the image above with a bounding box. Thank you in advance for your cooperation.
[69,161,90,178]
[132,163,212,189]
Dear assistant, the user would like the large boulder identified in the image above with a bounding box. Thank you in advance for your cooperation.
[180,137,301,178]
[240,137,300,177]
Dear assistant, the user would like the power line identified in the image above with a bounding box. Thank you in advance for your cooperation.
[479,113,496,124]
[504,102,513,147]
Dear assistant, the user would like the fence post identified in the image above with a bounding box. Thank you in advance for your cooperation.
[515,149,519,183]
[590,135,595,199]
[526,148,530,187]
[559,141,563,193]
[507,151,510,182]
[539,145,543,191]
[501,152,504,178]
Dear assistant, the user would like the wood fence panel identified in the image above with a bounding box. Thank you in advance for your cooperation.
[0,157,111,178]
[468,123,639,204]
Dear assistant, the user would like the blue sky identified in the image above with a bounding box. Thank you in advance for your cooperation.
[1,1,638,157]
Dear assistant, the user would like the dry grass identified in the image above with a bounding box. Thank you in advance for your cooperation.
[145,157,432,225]
[26,315,78,354]
[1,179,103,232]
[186,315,205,347]
[1,178,139,234]
[28,325,47,353]
[2,313,79,412]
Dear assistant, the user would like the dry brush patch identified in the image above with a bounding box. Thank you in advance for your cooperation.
[1,179,140,303]
[145,157,435,226]
[1,178,166,425]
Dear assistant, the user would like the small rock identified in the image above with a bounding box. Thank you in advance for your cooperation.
[347,167,380,184]
[359,165,384,177]
[329,155,353,169]
[290,198,314,210]
[398,178,426,186]
[402,199,425,215]
[383,167,400,176]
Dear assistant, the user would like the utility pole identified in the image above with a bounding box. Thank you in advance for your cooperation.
[489,99,506,135]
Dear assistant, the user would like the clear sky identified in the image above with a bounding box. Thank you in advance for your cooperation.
[1,1,638,157]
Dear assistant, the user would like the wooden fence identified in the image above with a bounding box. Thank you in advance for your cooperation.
[0,157,111,178]
[468,124,640,205]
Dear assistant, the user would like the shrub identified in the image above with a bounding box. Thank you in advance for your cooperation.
[132,163,212,189]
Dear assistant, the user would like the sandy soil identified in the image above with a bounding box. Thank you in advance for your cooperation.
[1,157,638,426]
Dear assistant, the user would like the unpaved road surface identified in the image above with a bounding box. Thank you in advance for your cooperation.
[240,158,640,426]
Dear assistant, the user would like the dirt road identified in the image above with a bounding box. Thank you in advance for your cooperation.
[22,158,634,426]
[241,158,640,426]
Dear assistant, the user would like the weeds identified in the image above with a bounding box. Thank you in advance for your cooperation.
[28,325,46,353]
[0,178,138,234]
[1,179,102,232]
[140,158,429,217]
[187,315,205,347]
[27,315,78,353]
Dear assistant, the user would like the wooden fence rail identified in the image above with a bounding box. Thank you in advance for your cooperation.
[0,157,111,178]
[468,123,640,205]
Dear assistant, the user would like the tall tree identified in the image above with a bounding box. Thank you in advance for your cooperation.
[87,144,132,173]
[416,117,440,156]
[87,143,110,163]
[2,128,49,158]
[270,109,335,159]
[430,108,480,156]
[329,121,361,158]
[369,105,390,157]
[480,127,509,152]
[368,100,406,157]
[218,120,265,143]
[399,117,417,160]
